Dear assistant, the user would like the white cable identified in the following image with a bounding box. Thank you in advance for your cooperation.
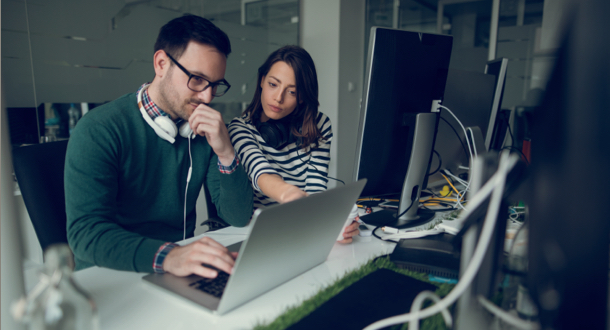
[508,207,526,221]
[24,0,41,142]
[443,170,468,186]
[458,179,471,209]
[509,211,525,221]
[450,159,511,227]
[442,170,471,209]
[440,169,467,210]
[466,127,478,159]
[442,169,470,208]
[436,164,510,238]
[477,295,540,330]
[442,171,470,210]
[440,105,474,169]
[183,137,193,241]
[363,151,517,330]
[440,105,475,210]
[409,291,453,330]
[381,227,445,241]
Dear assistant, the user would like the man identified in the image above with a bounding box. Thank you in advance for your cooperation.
[65,15,253,279]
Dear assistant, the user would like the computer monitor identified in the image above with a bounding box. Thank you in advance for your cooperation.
[526,1,609,328]
[484,58,509,151]
[427,68,497,188]
[353,27,453,229]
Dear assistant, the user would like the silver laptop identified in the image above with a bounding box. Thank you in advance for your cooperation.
[142,179,367,315]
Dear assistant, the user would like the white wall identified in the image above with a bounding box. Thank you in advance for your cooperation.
[337,0,366,185]
[301,0,366,188]
[530,0,571,91]
[1,83,28,330]
[301,0,341,188]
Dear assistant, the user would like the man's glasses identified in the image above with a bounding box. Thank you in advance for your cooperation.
[166,53,231,97]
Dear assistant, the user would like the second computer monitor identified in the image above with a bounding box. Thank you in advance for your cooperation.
[428,68,497,187]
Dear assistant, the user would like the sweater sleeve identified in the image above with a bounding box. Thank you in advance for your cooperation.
[305,113,333,194]
[228,117,280,192]
[65,116,165,273]
[204,151,253,227]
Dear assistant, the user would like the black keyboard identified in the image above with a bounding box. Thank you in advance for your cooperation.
[189,272,230,298]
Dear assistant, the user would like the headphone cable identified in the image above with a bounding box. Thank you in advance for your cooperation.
[184,135,193,241]
[297,148,345,185]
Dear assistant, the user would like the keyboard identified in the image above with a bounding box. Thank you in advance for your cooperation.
[189,272,230,298]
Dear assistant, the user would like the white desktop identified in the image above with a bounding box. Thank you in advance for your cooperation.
[39,225,394,330]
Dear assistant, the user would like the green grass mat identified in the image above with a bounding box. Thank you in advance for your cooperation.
[254,256,455,330]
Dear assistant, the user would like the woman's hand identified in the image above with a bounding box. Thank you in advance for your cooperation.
[278,185,308,203]
[258,173,308,204]
[337,221,360,244]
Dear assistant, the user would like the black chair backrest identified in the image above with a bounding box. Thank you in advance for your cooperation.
[12,140,69,252]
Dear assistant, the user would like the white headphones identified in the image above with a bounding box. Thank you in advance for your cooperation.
[137,83,193,143]
[137,83,194,240]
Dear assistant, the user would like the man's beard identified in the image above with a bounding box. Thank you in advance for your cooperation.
[157,75,188,120]
[157,73,208,121]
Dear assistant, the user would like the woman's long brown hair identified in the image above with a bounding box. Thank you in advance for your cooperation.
[242,45,325,149]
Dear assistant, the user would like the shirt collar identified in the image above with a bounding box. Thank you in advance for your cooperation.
[136,83,185,127]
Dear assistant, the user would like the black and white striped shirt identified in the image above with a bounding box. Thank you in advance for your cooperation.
[228,112,333,209]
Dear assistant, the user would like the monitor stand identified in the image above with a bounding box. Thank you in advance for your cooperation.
[360,111,439,229]
[359,209,436,229]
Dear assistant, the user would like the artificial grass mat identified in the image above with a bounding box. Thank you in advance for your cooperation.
[253,256,455,330]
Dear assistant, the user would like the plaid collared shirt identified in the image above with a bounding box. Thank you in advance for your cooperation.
[137,83,239,273]
[153,242,179,273]
[138,83,187,136]
[137,83,238,173]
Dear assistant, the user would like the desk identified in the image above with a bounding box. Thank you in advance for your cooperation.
[71,228,396,330]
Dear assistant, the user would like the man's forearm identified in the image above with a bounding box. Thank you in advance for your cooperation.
[211,164,254,227]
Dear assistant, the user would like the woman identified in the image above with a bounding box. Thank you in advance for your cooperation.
[228,45,359,243]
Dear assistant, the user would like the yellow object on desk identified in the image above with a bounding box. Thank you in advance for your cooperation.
[440,185,452,197]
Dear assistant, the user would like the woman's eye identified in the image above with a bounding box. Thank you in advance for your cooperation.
[268,82,276,87]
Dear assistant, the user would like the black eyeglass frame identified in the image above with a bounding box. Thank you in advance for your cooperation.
[166,52,231,97]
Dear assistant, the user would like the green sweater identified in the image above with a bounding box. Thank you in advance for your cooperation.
[64,92,253,272]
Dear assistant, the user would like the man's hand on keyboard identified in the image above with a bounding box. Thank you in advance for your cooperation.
[162,236,238,278]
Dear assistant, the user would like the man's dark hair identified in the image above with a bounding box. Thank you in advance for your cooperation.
[154,14,231,59]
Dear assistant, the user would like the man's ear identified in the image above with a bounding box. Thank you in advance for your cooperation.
[153,50,170,77]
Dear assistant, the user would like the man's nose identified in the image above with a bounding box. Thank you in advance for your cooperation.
[197,87,214,104]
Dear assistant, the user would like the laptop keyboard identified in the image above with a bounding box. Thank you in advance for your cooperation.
[189,272,230,298]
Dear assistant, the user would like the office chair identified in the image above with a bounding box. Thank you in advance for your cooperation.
[198,185,230,232]
[12,140,70,253]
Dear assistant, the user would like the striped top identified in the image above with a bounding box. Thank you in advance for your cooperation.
[228,112,333,209]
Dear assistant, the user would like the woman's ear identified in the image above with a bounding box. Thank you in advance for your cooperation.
[260,75,266,89]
